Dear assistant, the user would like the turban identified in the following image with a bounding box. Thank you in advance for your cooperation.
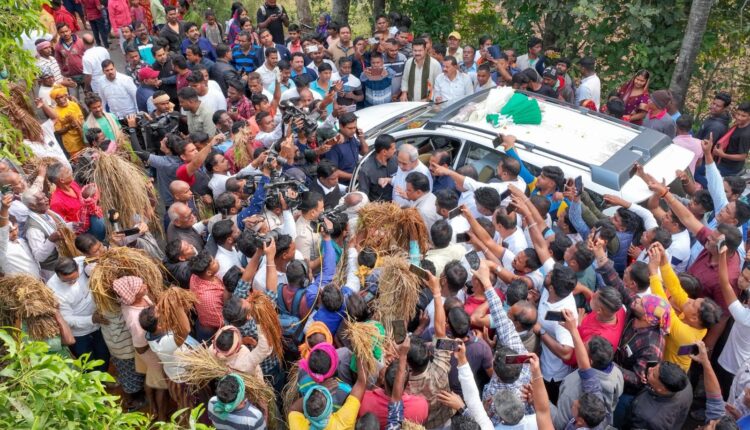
[298,342,339,384]
[299,321,333,359]
[112,276,145,306]
[212,326,243,358]
[49,85,69,100]
[212,374,245,419]
[36,40,51,53]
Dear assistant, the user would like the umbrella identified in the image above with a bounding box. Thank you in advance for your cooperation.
[500,93,542,125]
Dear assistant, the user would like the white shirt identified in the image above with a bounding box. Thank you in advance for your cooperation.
[718,300,750,374]
[391,162,433,207]
[199,81,228,113]
[47,258,98,337]
[97,73,138,118]
[307,59,340,79]
[82,46,111,94]
[576,74,601,109]
[0,224,40,278]
[24,120,71,168]
[426,289,466,331]
[462,176,527,210]
[502,227,528,255]
[258,63,280,90]
[668,229,691,273]
[400,57,442,101]
[208,173,229,200]
[407,192,440,232]
[147,331,193,382]
[538,286,577,381]
[425,243,467,277]
[316,179,346,196]
[215,245,242,279]
[38,85,55,108]
[433,72,473,104]
[280,86,322,102]
[449,215,471,244]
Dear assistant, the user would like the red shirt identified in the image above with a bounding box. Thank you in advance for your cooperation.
[688,226,740,311]
[80,0,103,20]
[190,274,225,329]
[565,308,626,367]
[175,164,196,186]
[358,388,429,430]
[50,181,83,223]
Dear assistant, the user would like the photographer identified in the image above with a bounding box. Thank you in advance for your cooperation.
[308,160,345,210]
[236,152,280,230]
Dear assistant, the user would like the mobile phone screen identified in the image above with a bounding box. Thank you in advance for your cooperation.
[499,189,511,201]
[574,176,583,196]
[435,338,457,351]
[391,320,406,344]
[465,251,480,271]
[409,264,428,280]
[545,311,564,321]
[448,207,462,219]
[677,344,699,356]
[456,233,470,243]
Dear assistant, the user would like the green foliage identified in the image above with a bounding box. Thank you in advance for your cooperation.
[0,330,210,429]
[388,0,460,41]
[0,0,46,86]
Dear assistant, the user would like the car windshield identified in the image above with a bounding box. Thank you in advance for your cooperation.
[364,103,446,138]
[444,90,640,166]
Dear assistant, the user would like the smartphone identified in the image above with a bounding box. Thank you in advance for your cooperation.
[504,354,532,364]
[545,310,564,321]
[593,226,601,241]
[716,236,726,254]
[368,37,378,45]
[456,232,470,243]
[435,338,458,351]
[447,207,462,219]
[0,184,12,195]
[409,264,428,280]
[492,136,503,148]
[677,344,699,356]
[391,320,406,344]
[574,176,583,196]
[465,251,480,271]
[117,227,141,236]
[499,189,511,202]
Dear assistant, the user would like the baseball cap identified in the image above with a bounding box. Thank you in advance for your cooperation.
[448,31,461,40]
[138,67,160,81]
[542,67,558,79]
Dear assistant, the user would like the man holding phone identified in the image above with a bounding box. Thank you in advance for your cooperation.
[256,0,289,45]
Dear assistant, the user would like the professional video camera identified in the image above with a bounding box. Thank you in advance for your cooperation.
[280,99,320,136]
[137,111,181,153]
[264,175,309,209]
[241,228,280,249]
[311,204,346,233]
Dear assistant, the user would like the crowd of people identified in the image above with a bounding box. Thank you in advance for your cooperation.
[5,0,750,429]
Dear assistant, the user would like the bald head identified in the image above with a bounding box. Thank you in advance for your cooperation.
[0,171,27,194]
[169,180,193,203]
[509,300,537,331]
[82,33,95,46]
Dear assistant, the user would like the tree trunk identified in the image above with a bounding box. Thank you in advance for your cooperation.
[373,0,386,26]
[332,0,351,25]
[295,0,313,29]
[669,0,715,110]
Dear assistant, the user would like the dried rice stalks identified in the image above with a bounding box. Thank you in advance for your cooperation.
[0,274,60,340]
[402,421,426,430]
[0,85,42,143]
[246,291,284,363]
[395,207,430,254]
[89,247,166,314]
[56,225,81,258]
[22,156,60,191]
[231,126,253,169]
[176,346,276,414]
[357,202,430,254]
[344,321,385,377]
[373,253,422,329]
[155,287,197,333]
[76,148,160,235]
[281,363,300,417]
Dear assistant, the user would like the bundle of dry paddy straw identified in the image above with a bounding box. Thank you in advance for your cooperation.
[89,247,165,314]
[176,346,276,416]
[373,253,421,329]
[89,149,159,232]
[357,202,430,253]
[345,321,385,377]
[0,274,60,340]
[155,287,197,333]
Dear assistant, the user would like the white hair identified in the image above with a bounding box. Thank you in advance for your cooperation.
[398,143,418,162]
[167,202,187,222]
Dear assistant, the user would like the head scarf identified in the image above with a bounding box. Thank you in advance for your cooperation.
[618,70,650,103]
[349,321,385,372]
[112,276,145,305]
[640,294,671,335]
[299,342,338,383]
[212,374,245,419]
[299,321,333,359]
[303,385,333,430]
[213,326,243,358]
[49,85,69,100]
[36,40,51,53]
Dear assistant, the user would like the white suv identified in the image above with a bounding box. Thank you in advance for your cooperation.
[349,90,694,203]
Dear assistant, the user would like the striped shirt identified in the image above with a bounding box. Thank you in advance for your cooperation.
[231,47,259,73]
[360,69,395,107]
[208,397,266,430]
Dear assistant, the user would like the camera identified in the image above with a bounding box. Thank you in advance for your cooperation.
[242,228,280,249]
[264,175,309,210]
[311,205,346,233]
[280,99,320,137]
[138,112,181,153]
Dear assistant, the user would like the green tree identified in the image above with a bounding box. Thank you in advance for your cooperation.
[0,330,209,429]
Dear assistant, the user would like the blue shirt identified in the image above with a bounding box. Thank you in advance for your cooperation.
[433,175,458,197]
[231,46,259,73]
[323,136,361,177]
[290,67,317,82]
[181,37,217,62]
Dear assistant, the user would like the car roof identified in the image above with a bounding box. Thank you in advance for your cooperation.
[426,89,678,191]
[355,102,430,135]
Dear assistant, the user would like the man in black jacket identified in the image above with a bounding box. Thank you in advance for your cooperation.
[697,92,732,141]
[626,361,692,430]
[308,160,345,210]
[210,43,240,96]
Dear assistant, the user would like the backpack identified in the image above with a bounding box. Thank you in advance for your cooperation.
[276,284,306,342]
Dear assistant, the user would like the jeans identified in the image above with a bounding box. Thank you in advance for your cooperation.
[89,18,110,48]
[194,320,217,343]
[613,393,635,428]
[69,329,111,373]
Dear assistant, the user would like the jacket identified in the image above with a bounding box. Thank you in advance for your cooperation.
[209,60,240,95]
[696,111,731,141]
[107,0,132,30]
[54,36,85,76]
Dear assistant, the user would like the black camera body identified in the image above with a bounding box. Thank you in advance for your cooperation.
[280,100,320,137]
[311,205,346,233]
[243,228,280,249]
[138,112,181,153]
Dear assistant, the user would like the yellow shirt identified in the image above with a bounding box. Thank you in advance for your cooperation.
[288,395,360,430]
[54,102,85,156]
[650,263,707,372]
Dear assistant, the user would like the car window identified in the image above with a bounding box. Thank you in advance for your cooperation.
[459,141,505,183]
[396,135,461,166]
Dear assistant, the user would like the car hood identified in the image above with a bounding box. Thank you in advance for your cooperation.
[619,143,695,203]
[355,102,429,134]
